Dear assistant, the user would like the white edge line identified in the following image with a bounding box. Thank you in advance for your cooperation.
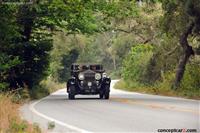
[29,96,92,133]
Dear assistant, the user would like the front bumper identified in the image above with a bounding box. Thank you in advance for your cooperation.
[77,80,102,94]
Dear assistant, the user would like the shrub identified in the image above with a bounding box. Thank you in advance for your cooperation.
[30,84,50,99]
[122,44,154,84]
[29,77,64,99]
[181,63,200,90]
[178,62,200,98]
[48,121,55,130]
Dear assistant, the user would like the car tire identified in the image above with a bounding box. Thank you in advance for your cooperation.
[68,86,75,100]
[104,92,109,99]
[68,93,75,99]
[99,93,104,99]
[104,85,110,99]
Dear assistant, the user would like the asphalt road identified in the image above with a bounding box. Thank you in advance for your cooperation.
[21,80,200,133]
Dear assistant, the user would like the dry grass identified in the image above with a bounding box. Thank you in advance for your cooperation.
[0,94,41,133]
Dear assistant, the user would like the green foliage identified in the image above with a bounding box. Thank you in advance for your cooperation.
[9,119,28,133]
[0,4,21,90]
[154,62,200,99]
[122,44,154,84]
[58,49,79,82]
[181,62,200,90]
[9,40,53,88]
[160,0,188,36]
[1,0,122,91]
[0,0,199,99]
[47,0,102,34]
[101,0,138,19]
[29,77,65,99]
[160,0,200,88]
[30,84,50,99]
[161,0,200,44]
[50,32,80,82]
[0,3,54,91]
[48,121,55,130]
[77,37,102,63]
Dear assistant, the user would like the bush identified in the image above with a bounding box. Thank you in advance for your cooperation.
[41,78,65,93]
[29,77,64,99]
[116,62,200,99]
[109,69,122,79]
[178,63,200,98]
[122,44,154,84]
[156,61,200,99]
[114,80,159,94]
[181,63,200,90]
[30,84,50,99]
[0,82,9,92]
[48,121,55,130]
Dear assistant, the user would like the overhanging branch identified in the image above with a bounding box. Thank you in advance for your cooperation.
[114,27,155,44]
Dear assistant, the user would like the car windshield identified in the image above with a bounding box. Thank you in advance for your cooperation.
[90,65,102,70]
[72,64,103,71]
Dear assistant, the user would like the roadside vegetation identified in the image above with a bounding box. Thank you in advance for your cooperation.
[0,94,41,133]
[114,44,200,99]
[1,1,198,98]
[114,1,200,99]
[0,0,200,132]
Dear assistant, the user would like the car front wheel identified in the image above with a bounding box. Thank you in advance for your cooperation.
[68,86,76,100]
[99,93,104,99]
[68,93,75,99]
[104,85,110,99]
[104,92,109,99]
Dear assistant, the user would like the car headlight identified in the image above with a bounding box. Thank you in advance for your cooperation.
[95,73,101,80]
[102,72,107,78]
[78,73,84,80]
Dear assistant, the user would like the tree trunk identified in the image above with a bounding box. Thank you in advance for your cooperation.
[173,22,195,89]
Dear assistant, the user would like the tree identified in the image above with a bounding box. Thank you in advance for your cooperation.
[0,4,21,90]
[58,49,79,82]
[0,0,108,90]
[161,0,200,88]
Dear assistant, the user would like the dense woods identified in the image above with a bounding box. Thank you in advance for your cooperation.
[0,0,199,98]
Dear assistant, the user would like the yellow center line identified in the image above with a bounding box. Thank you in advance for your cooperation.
[111,98,199,115]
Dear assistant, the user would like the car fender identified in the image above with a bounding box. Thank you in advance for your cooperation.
[67,78,76,92]
[102,77,111,91]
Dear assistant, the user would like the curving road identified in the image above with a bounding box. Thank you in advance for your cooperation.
[21,80,200,133]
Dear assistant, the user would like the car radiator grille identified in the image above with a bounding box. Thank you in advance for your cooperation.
[84,73,95,81]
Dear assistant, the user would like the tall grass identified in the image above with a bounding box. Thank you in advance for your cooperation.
[0,94,41,133]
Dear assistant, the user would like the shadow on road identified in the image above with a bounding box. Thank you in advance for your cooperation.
[45,94,104,101]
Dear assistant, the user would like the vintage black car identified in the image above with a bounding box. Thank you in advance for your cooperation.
[66,63,111,99]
